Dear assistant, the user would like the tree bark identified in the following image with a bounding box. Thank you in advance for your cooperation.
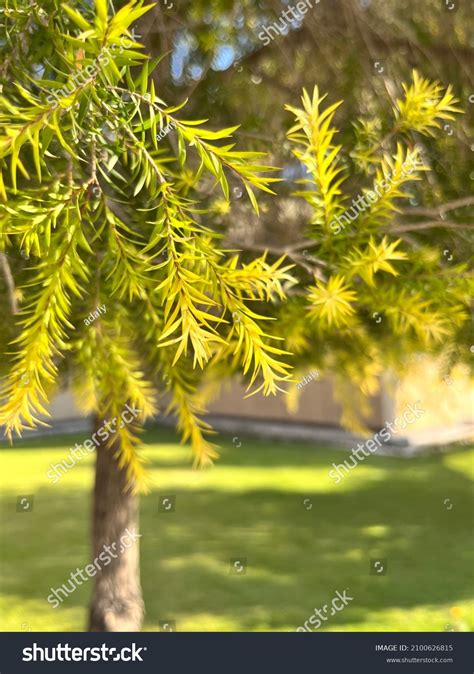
[87,417,144,631]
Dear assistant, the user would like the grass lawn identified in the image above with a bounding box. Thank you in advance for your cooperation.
[0,426,473,632]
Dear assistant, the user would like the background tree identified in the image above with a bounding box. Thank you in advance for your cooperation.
[0,0,471,631]
[133,0,473,417]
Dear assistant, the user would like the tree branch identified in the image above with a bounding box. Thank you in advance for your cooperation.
[391,220,473,233]
[0,252,19,314]
[401,196,474,218]
[230,240,328,279]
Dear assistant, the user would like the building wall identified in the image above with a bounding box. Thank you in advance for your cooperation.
[207,378,383,428]
[49,377,384,428]
[47,359,473,443]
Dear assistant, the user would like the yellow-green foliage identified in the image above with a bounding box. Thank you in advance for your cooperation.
[0,1,470,485]
[395,70,461,135]
[0,0,293,488]
[281,76,468,430]
[285,88,347,231]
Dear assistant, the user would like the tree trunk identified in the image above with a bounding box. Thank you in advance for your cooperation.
[87,416,144,631]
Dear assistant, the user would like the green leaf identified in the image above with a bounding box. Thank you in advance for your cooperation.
[95,0,108,26]
[62,5,91,31]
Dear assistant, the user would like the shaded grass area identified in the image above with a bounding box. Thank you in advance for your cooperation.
[0,426,473,632]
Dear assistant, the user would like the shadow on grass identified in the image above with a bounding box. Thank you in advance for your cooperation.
[0,429,473,631]
[140,467,473,630]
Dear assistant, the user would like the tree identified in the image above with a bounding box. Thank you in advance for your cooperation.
[0,0,293,631]
[271,79,470,426]
[145,0,472,334]
[0,0,470,631]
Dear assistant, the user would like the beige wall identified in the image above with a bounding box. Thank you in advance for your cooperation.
[392,357,473,438]
[208,378,383,427]
[49,389,82,421]
[49,377,383,427]
[48,358,472,439]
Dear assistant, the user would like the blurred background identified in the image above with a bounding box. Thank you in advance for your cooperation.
[49,0,474,455]
[0,0,473,633]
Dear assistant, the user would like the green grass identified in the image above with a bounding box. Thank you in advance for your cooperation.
[0,426,473,632]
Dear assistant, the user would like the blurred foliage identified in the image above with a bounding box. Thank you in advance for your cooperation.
[0,0,472,479]
[132,0,473,424]
[0,0,294,486]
